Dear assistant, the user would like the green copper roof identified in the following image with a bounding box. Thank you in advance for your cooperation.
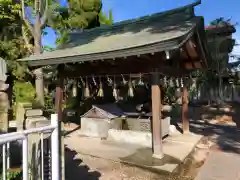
[19,1,204,67]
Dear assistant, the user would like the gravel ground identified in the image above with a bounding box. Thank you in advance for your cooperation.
[65,148,194,180]
[64,118,240,180]
[63,123,201,180]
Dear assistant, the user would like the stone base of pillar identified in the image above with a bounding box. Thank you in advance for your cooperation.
[152,153,164,159]
[183,130,190,135]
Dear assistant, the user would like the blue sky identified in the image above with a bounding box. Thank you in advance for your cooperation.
[43,0,240,54]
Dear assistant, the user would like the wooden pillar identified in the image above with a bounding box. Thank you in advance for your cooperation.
[54,65,65,180]
[181,78,189,134]
[55,77,63,121]
[151,72,164,159]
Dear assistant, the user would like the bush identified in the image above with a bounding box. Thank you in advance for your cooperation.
[13,81,36,103]
[0,169,21,180]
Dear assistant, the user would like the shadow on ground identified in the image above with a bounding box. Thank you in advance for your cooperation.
[169,102,240,155]
[173,118,240,154]
[65,146,101,180]
[64,125,81,137]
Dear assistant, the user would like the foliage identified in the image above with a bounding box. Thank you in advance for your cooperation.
[13,81,36,103]
[0,168,22,180]
[0,0,30,78]
[43,45,55,52]
[189,17,237,103]
[0,0,114,110]
[99,9,114,25]
[0,0,37,111]
[44,92,54,110]
[209,17,232,26]
[51,0,115,46]
[21,0,61,53]
[50,0,101,46]
[163,86,176,104]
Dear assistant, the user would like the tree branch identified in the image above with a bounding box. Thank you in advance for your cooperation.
[40,0,49,29]
[21,0,34,36]
[22,25,33,54]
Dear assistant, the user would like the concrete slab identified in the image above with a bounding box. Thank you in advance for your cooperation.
[165,133,203,145]
[65,131,202,173]
[195,152,240,180]
[162,140,196,162]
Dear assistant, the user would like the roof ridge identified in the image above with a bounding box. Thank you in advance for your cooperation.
[91,104,120,118]
[70,0,201,35]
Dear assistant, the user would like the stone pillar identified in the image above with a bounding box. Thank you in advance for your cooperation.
[0,81,9,133]
[151,71,164,159]
[16,102,32,131]
[34,68,45,107]
[0,91,8,133]
[25,108,50,180]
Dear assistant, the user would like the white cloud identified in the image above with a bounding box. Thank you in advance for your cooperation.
[232,39,240,55]
[232,33,240,55]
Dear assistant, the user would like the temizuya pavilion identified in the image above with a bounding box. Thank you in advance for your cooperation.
[19,1,210,159]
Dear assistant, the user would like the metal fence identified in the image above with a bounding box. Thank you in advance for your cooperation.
[0,114,60,180]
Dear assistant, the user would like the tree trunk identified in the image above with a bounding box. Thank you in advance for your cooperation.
[217,58,223,104]
[34,14,45,107]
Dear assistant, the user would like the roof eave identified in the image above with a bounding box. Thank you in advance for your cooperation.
[23,32,196,67]
[195,18,211,69]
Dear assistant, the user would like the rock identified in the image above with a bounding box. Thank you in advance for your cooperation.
[193,148,209,162]
[175,88,181,97]
[26,109,43,117]
[169,125,177,135]
[0,83,9,91]
[176,97,182,104]
[162,105,172,112]
[220,107,231,112]
[215,115,233,122]
[25,116,48,129]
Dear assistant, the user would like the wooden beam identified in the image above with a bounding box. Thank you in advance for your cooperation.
[185,40,198,59]
[63,58,189,78]
[181,78,189,134]
[183,40,202,70]
[151,71,164,159]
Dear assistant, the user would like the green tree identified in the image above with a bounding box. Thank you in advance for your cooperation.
[0,0,36,109]
[50,1,115,46]
[210,18,236,103]
[99,9,114,25]
[194,18,236,104]
[0,0,30,79]
[43,45,55,52]
[20,0,63,106]
[209,17,232,26]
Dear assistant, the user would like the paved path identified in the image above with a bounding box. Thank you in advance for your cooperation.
[195,152,240,180]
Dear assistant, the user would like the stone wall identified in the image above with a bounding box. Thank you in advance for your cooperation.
[80,117,122,138]
[124,117,170,136]
[80,116,170,139]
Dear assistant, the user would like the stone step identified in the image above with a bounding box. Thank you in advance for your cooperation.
[25,109,43,117]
